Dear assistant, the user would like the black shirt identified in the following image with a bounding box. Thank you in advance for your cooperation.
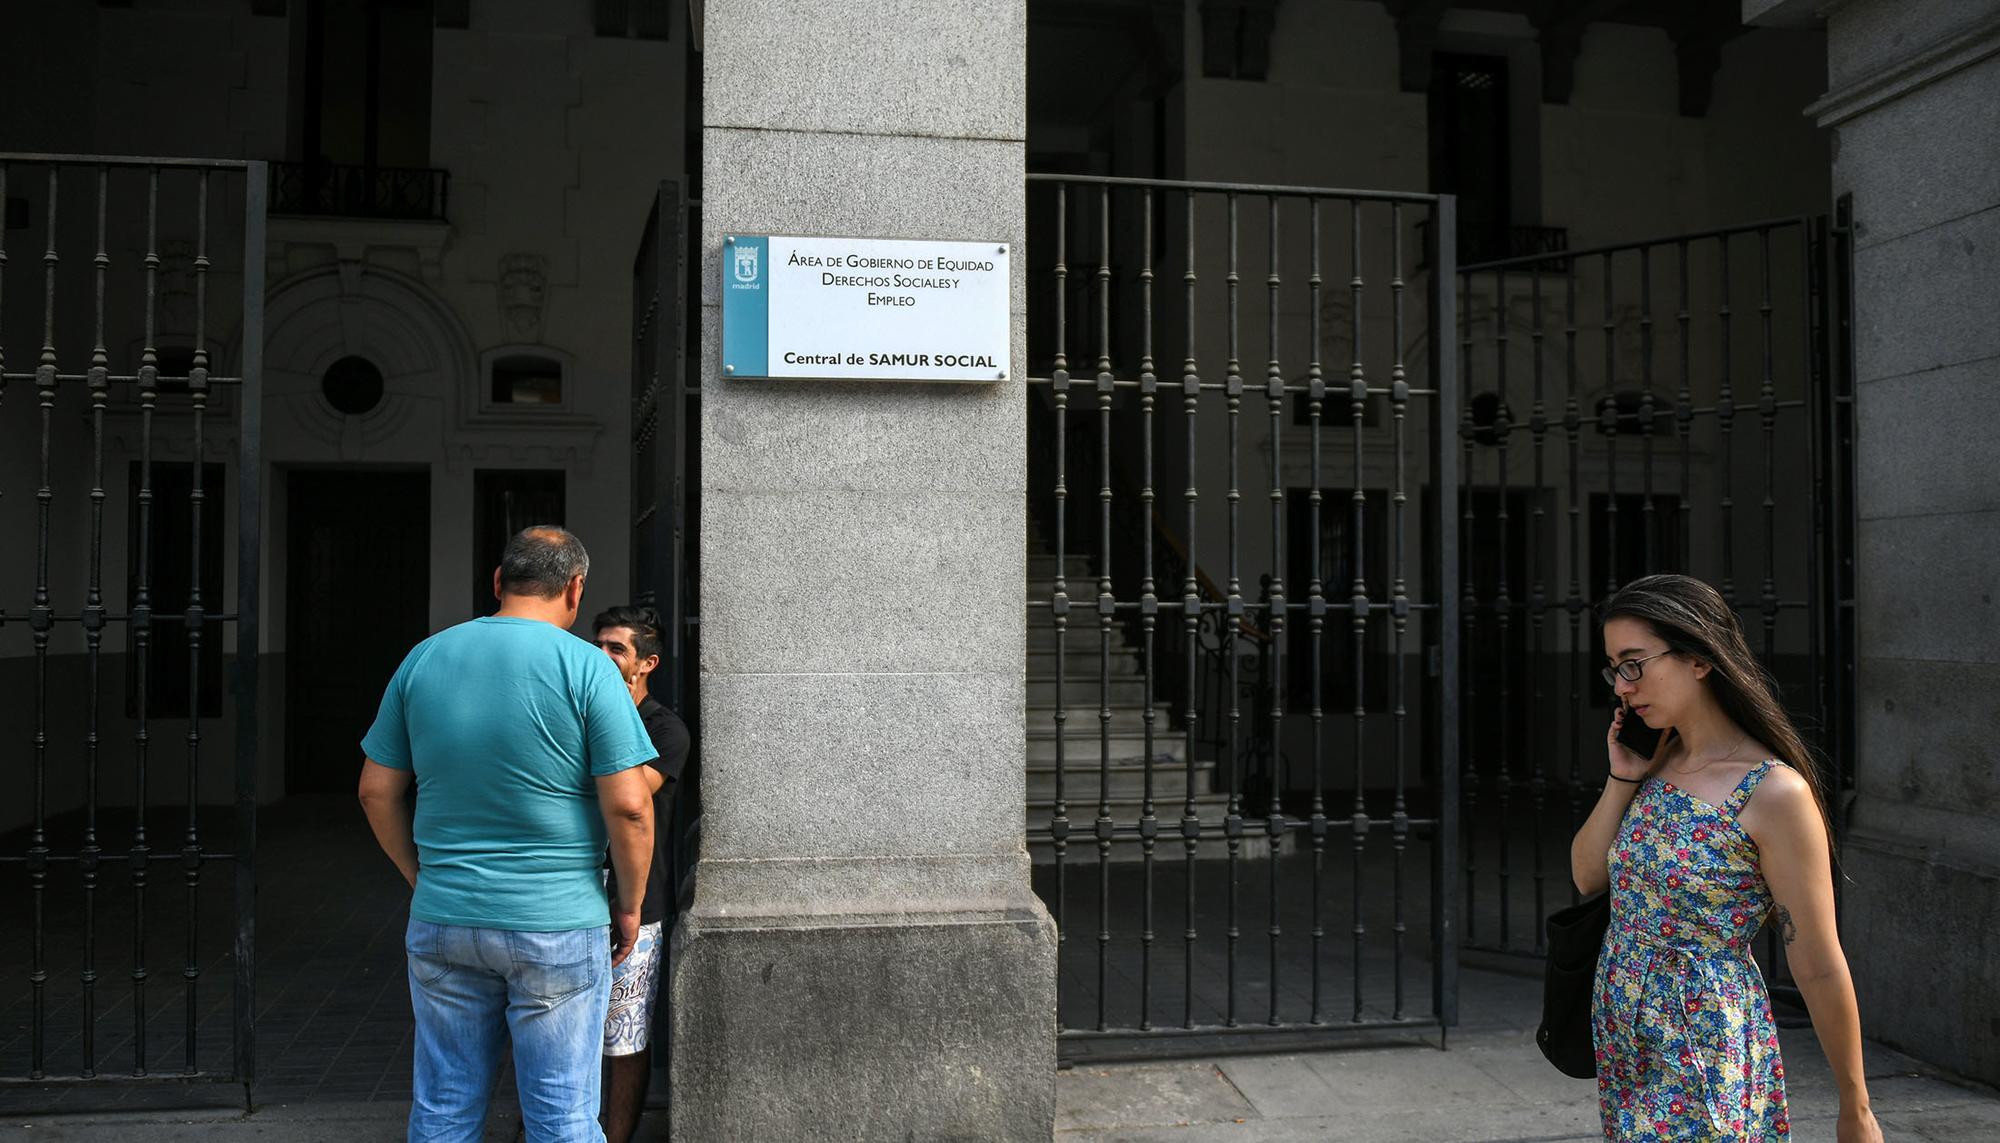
[609,696,691,925]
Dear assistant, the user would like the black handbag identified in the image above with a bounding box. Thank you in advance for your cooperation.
[1536,891,1610,1079]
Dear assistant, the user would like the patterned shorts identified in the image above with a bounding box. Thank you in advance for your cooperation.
[601,920,664,1057]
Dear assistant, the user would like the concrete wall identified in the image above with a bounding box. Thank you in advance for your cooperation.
[1795,0,2000,1088]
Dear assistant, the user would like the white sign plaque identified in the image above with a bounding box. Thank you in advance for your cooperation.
[721,234,1011,382]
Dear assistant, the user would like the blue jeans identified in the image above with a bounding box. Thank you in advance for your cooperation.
[405,918,611,1143]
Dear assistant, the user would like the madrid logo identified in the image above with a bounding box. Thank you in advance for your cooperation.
[733,244,760,284]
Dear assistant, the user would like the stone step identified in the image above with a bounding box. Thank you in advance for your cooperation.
[1028,675,1153,706]
[1025,730,1188,765]
[1026,622,1145,649]
[1026,756,1219,802]
[1025,704,1176,734]
[1026,649,1145,677]
[1028,793,1292,863]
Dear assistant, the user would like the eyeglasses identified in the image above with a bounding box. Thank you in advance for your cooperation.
[1601,650,1672,688]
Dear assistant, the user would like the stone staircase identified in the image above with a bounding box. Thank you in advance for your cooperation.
[1026,553,1279,862]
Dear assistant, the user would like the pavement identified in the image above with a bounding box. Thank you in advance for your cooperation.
[7,800,1996,1139]
[4,973,1995,1141]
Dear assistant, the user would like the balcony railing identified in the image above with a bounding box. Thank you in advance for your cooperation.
[270,161,449,222]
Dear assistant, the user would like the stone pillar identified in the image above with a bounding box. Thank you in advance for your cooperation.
[1749,0,2000,1086]
[670,2,1055,1139]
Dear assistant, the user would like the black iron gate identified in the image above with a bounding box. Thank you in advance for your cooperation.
[0,154,265,1090]
[1025,174,1461,1058]
[1452,212,1856,997]
[629,178,700,1107]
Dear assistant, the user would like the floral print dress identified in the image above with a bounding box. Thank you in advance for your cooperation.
[1593,759,1790,1141]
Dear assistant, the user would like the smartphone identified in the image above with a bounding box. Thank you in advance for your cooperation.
[1615,700,1665,760]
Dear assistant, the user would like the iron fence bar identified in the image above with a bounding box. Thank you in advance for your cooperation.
[1564,257,1584,841]
[1677,240,1694,566]
[1023,375,1441,397]
[1527,264,1549,954]
[0,372,249,385]
[1389,202,1411,1017]
[1758,228,1779,658]
[1178,187,1202,1031]
[29,162,59,1082]
[1306,198,1327,1024]
[133,166,158,1077]
[1138,187,1159,1032]
[1456,265,1475,950]
[1409,397,1806,435]
[0,152,256,170]
[1223,190,1243,1029]
[1719,237,1737,605]
[1050,181,1072,1035]
[1804,212,1830,831]
[1492,267,1513,951]
[1094,181,1114,1033]
[81,164,111,1078]
[1599,251,1619,600]
[1458,214,1816,272]
[1640,246,1656,573]
[1263,194,1286,1027]
[1347,200,1368,1021]
[1027,171,1436,205]
[1756,225,1785,990]
[1026,816,1442,842]
[183,168,212,1077]
[1029,599,1446,615]
[235,159,268,1091]
[1430,194,1461,1030]
[1059,1014,1441,1049]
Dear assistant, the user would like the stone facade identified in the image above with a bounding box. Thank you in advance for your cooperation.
[668,0,1058,1137]
[1750,0,2000,1087]
[0,0,683,830]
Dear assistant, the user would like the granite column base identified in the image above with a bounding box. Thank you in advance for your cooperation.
[668,889,1057,1141]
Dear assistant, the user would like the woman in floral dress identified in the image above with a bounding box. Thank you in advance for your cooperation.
[1570,575,1881,1143]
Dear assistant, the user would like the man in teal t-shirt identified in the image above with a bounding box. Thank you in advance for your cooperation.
[358,526,656,1143]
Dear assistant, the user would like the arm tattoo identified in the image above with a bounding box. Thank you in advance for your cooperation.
[1772,905,1797,948]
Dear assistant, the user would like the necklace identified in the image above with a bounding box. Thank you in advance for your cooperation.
[1682,731,1750,773]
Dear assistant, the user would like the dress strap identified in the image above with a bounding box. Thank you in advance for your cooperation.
[1723,758,1780,817]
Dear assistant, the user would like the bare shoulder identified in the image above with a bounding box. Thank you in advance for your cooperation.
[1739,760,1820,840]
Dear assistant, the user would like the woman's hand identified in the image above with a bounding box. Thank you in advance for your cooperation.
[1836,1103,1882,1143]
[1605,702,1658,783]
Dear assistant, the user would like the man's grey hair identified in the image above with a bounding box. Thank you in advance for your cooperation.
[498,526,590,599]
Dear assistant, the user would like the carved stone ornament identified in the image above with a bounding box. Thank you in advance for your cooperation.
[499,253,550,341]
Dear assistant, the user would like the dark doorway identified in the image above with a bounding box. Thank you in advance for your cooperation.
[286,470,431,795]
[470,469,567,617]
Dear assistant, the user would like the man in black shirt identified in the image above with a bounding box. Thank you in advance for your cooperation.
[590,605,691,1143]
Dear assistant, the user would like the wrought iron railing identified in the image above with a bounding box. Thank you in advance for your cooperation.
[268,161,449,222]
[1453,216,1851,992]
[0,153,265,1089]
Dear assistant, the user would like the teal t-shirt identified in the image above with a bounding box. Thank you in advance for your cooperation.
[360,616,657,931]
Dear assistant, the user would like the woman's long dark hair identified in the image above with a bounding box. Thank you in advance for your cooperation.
[1600,574,1837,856]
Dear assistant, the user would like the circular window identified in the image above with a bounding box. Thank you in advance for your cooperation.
[322,355,385,416]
